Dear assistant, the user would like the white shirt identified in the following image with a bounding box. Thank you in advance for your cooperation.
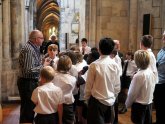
[147,49,158,83]
[53,72,76,104]
[80,46,91,55]
[125,68,156,108]
[114,54,122,76]
[69,65,78,95]
[44,56,59,70]
[124,60,137,77]
[84,55,121,106]
[31,82,64,114]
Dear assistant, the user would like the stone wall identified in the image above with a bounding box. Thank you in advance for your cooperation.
[85,0,165,54]
[137,0,164,55]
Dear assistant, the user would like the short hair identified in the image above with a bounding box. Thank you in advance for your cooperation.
[48,44,58,51]
[40,66,55,82]
[70,45,80,52]
[75,52,83,63]
[87,50,100,64]
[126,51,134,60]
[81,38,87,43]
[57,55,72,72]
[29,30,42,40]
[63,51,77,65]
[134,50,150,70]
[91,47,98,52]
[99,37,115,55]
[141,35,153,48]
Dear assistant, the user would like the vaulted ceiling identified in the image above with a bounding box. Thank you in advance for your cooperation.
[36,0,60,39]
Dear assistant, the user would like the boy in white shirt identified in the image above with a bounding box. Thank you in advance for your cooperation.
[31,66,64,124]
[126,50,157,124]
[53,55,77,124]
[43,44,59,70]
[85,38,120,124]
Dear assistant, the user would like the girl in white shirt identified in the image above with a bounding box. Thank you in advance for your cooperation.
[125,50,157,124]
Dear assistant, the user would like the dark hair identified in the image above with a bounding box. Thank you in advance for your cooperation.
[99,38,115,55]
[126,51,134,60]
[81,38,87,43]
[141,35,153,48]
[91,47,98,52]
[87,51,100,64]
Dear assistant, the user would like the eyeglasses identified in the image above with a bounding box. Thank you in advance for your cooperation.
[37,37,44,40]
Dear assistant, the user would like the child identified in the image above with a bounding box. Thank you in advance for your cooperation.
[31,66,64,124]
[140,35,158,82]
[43,44,59,70]
[77,50,100,124]
[84,37,121,124]
[53,55,77,124]
[119,51,137,114]
[125,50,157,124]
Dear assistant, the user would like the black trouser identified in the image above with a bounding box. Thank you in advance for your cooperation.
[131,103,152,124]
[154,83,165,124]
[35,113,58,124]
[17,77,38,123]
[87,96,114,124]
[63,104,75,124]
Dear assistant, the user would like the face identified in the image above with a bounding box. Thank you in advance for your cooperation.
[114,40,120,50]
[48,48,58,59]
[36,32,44,46]
[81,41,87,48]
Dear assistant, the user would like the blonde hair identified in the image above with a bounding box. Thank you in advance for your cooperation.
[48,44,58,51]
[57,55,72,73]
[134,50,150,70]
[40,66,55,82]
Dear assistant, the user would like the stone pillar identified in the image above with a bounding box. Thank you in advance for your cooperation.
[88,0,97,47]
[162,0,165,31]
[129,0,138,52]
[0,0,2,103]
[18,0,25,44]
[10,0,19,58]
[2,0,10,59]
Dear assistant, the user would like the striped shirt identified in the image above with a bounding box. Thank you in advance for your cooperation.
[19,41,42,79]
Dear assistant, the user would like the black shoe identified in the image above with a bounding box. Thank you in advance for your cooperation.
[118,107,127,114]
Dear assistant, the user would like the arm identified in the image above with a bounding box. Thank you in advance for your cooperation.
[31,88,38,105]
[19,47,42,77]
[125,74,142,108]
[84,63,95,100]
[58,104,63,124]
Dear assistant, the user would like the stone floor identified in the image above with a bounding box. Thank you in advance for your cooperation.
[1,103,156,124]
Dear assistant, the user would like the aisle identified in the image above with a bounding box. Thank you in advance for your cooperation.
[2,103,156,124]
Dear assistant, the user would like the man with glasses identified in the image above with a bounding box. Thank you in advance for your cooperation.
[17,30,44,124]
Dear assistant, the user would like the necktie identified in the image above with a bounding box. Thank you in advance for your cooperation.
[122,61,129,76]
[82,48,85,55]
[50,60,54,67]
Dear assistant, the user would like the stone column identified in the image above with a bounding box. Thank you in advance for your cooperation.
[10,0,19,58]
[88,0,97,47]
[162,0,165,31]
[2,0,10,59]
[0,0,2,103]
[18,0,25,45]
[129,0,138,52]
